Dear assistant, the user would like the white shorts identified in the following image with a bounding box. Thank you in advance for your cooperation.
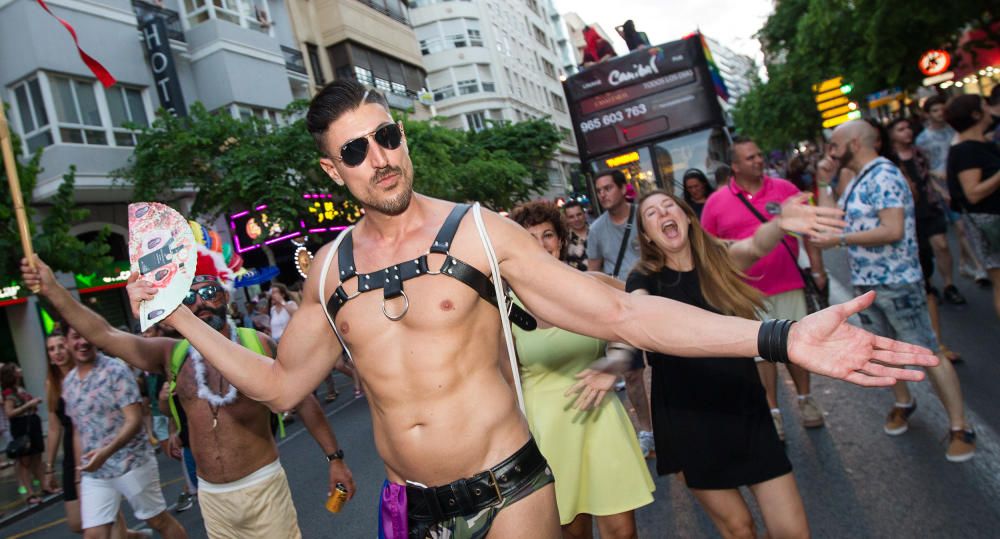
[80,458,168,529]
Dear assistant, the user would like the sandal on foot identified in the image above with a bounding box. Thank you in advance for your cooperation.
[325,392,339,403]
[940,344,962,363]
[27,495,42,505]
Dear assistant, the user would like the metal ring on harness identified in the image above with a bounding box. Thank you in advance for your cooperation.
[340,276,363,301]
[382,291,409,321]
[423,251,443,276]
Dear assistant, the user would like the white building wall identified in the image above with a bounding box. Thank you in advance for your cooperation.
[411,0,578,197]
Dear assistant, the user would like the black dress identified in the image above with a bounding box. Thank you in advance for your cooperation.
[626,267,791,490]
[4,388,44,457]
[56,397,78,502]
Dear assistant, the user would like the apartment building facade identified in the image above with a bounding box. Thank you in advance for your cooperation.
[410,0,579,197]
[0,0,427,404]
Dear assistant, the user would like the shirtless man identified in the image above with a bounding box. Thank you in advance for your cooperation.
[118,81,936,538]
[22,252,354,538]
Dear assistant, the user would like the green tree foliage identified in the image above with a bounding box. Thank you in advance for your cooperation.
[735,1,997,150]
[408,117,562,210]
[116,100,328,234]
[0,124,110,285]
[118,102,563,223]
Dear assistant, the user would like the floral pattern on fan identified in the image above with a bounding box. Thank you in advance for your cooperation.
[128,203,197,331]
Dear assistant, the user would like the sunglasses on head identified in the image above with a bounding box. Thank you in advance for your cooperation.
[335,123,403,167]
[183,284,223,306]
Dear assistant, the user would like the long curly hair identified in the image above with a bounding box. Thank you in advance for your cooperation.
[634,190,763,320]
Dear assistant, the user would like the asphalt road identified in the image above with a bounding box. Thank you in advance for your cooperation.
[4,246,999,538]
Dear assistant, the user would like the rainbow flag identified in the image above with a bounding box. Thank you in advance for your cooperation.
[698,33,729,102]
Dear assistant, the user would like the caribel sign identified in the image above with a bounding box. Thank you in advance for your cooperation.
[608,56,660,86]
[140,16,188,116]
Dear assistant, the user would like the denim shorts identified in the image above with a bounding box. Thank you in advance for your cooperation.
[853,282,939,352]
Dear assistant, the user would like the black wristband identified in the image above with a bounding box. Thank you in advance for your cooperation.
[758,319,794,364]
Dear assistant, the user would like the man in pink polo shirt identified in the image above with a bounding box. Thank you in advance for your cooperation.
[701,137,827,440]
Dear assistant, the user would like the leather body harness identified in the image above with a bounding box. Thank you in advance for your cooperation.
[323,203,536,332]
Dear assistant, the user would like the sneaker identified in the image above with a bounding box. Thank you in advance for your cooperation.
[942,285,967,305]
[884,400,917,435]
[798,396,825,428]
[771,410,785,442]
[614,380,627,392]
[637,430,655,459]
[946,428,976,463]
[175,492,195,513]
[975,271,992,288]
[959,264,975,280]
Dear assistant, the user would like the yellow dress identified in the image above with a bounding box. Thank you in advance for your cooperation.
[514,320,655,524]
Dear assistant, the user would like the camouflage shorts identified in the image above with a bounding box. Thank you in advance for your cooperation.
[413,464,554,539]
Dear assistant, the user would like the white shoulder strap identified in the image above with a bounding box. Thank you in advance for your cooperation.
[471,203,525,413]
[318,226,356,366]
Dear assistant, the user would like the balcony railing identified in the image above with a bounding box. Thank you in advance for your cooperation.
[355,0,410,27]
[132,0,186,42]
[281,46,307,76]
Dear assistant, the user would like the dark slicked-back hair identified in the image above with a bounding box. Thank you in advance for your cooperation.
[729,135,756,163]
[945,94,985,133]
[922,94,947,113]
[594,169,627,188]
[562,200,583,212]
[306,80,391,156]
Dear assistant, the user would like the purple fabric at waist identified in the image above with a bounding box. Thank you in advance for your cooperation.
[379,479,408,539]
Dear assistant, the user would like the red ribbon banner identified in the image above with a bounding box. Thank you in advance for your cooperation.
[35,0,116,88]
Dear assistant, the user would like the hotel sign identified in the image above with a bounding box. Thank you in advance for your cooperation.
[141,15,187,116]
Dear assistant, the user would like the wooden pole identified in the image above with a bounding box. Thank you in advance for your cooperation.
[0,103,39,288]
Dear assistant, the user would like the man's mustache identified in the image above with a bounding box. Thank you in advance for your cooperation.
[372,166,403,186]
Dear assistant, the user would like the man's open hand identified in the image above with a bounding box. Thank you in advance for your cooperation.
[788,291,939,386]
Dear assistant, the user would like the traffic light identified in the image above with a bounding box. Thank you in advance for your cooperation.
[812,77,861,129]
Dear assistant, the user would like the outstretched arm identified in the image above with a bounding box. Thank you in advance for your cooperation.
[485,210,937,387]
[727,192,845,271]
[20,257,172,374]
[128,243,344,411]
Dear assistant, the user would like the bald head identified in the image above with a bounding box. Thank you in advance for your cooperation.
[834,120,878,149]
[827,120,880,173]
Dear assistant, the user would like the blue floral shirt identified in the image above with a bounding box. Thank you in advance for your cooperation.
[63,354,153,479]
[841,157,922,286]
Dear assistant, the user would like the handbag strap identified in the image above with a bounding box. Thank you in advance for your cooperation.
[840,160,882,212]
[611,203,636,278]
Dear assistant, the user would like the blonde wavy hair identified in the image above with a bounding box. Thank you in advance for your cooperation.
[634,190,763,320]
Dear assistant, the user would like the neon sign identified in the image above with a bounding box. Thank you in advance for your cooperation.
[229,194,362,253]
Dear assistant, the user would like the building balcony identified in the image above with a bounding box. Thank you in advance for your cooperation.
[355,0,410,26]
[132,0,186,42]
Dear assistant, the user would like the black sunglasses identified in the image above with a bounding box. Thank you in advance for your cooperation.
[336,123,403,167]
[183,285,223,306]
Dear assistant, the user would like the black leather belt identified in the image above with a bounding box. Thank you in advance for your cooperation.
[406,438,547,523]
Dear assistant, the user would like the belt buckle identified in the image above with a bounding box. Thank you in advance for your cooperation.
[486,469,505,506]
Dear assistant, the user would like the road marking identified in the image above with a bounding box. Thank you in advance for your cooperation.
[5,517,66,539]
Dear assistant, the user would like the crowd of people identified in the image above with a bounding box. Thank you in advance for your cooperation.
[3,79,973,539]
